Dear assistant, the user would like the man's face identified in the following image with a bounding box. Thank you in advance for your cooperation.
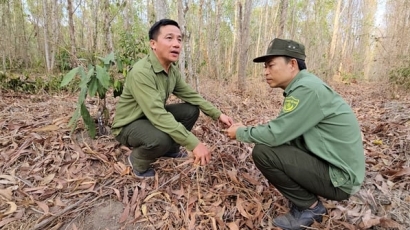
[264,56,296,89]
[150,25,182,65]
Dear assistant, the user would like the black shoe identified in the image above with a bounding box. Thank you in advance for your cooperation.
[163,151,187,158]
[133,168,155,178]
[273,201,327,230]
[128,156,155,178]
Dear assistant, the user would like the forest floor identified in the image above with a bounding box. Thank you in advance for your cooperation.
[0,78,409,230]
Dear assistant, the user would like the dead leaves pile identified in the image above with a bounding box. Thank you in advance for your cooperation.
[0,81,409,230]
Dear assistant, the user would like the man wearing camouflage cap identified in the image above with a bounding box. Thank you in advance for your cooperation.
[226,38,365,229]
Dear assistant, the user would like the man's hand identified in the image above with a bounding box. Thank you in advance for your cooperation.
[226,123,245,139]
[219,114,234,127]
[192,142,211,166]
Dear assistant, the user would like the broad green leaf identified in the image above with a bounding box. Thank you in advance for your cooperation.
[79,67,92,89]
[113,79,123,97]
[79,67,94,89]
[79,66,86,79]
[77,86,88,105]
[97,81,106,99]
[116,58,123,72]
[97,56,105,63]
[60,67,80,87]
[113,79,121,90]
[80,103,96,138]
[104,52,115,65]
[96,65,110,89]
[88,77,98,97]
[68,106,81,132]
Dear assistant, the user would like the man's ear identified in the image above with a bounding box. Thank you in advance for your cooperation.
[291,59,298,70]
[150,39,156,50]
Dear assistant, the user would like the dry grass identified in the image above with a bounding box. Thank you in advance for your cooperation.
[0,78,409,229]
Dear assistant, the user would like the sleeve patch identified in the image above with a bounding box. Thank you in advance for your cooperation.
[283,96,299,113]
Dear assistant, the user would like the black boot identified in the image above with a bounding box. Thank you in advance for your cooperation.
[273,200,327,230]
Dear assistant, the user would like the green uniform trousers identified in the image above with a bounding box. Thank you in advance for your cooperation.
[115,103,199,172]
[252,144,350,209]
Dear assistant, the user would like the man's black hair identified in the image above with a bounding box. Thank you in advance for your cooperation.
[284,56,307,70]
[149,19,180,40]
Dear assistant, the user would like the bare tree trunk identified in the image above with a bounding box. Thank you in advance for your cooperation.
[154,0,169,21]
[229,0,239,75]
[210,0,222,79]
[178,0,189,81]
[277,0,288,38]
[79,1,85,48]
[329,0,343,80]
[147,0,155,25]
[42,0,51,72]
[50,0,60,71]
[67,0,77,67]
[103,0,114,54]
[193,0,204,91]
[238,0,252,92]
[0,2,7,71]
[7,0,16,69]
[289,2,297,38]
[338,0,353,77]
[235,1,242,77]
[18,0,29,68]
[124,0,133,30]
[253,0,268,79]
[362,0,377,80]
[92,0,100,64]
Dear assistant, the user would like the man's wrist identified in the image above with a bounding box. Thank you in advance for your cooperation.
[236,127,247,141]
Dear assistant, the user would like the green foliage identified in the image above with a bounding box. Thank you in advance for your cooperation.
[61,53,117,138]
[341,71,361,82]
[1,76,35,92]
[0,72,79,93]
[389,66,410,90]
[58,46,135,138]
[56,48,71,72]
[116,32,149,75]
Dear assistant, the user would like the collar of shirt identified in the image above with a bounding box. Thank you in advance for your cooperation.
[148,49,166,74]
[148,49,179,76]
[283,69,307,97]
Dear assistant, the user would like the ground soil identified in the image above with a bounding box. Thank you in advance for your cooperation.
[1,79,409,230]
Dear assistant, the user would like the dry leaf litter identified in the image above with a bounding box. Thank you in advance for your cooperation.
[0,80,409,230]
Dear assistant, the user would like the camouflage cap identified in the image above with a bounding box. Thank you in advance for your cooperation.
[253,38,306,62]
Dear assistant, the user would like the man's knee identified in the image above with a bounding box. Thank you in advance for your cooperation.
[252,144,277,168]
[252,144,266,163]
[144,133,173,151]
[185,103,200,119]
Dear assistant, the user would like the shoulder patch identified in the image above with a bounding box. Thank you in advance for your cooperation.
[283,96,299,113]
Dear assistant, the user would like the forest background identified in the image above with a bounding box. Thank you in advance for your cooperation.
[0,0,410,229]
[1,0,409,87]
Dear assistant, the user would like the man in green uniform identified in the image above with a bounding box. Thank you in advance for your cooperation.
[226,38,365,229]
[112,19,233,178]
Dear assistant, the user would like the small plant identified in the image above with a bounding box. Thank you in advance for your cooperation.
[0,74,36,93]
[389,66,410,90]
[60,52,121,138]
[56,48,71,72]
[341,71,360,84]
[116,31,149,76]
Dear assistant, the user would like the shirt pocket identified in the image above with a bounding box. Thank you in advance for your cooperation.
[330,166,349,187]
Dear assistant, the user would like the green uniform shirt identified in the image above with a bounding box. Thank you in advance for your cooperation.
[236,70,365,194]
[111,50,222,150]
